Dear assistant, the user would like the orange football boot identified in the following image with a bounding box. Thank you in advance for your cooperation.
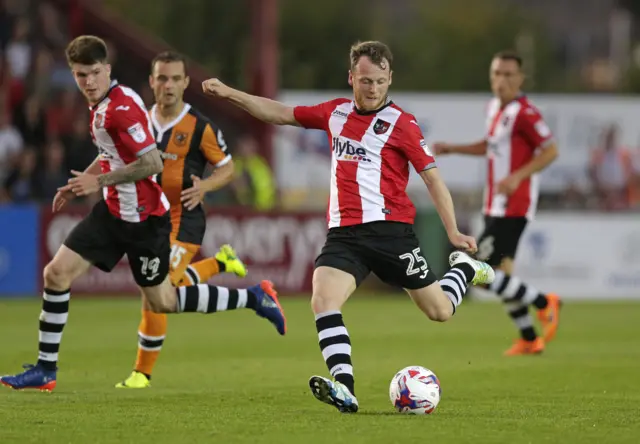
[537,293,561,343]
[504,337,545,356]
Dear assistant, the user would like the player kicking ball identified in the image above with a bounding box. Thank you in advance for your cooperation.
[433,51,561,356]
[0,36,286,393]
[116,51,249,389]
[202,41,494,413]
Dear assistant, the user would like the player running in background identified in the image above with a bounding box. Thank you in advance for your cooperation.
[202,40,495,413]
[0,36,285,393]
[433,51,561,356]
[116,51,248,389]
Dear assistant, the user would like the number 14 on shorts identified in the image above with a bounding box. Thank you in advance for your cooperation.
[399,247,429,279]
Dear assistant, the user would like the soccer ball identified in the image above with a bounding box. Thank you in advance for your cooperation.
[389,366,441,414]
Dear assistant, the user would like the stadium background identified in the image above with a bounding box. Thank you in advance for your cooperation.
[1,0,639,299]
[0,2,639,443]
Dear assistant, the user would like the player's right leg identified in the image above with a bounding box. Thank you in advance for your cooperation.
[0,246,92,392]
[308,266,361,414]
[306,229,370,414]
[1,201,121,392]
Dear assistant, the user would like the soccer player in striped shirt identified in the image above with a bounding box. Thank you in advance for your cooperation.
[203,40,495,413]
[433,51,561,356]
[0,36,286,393]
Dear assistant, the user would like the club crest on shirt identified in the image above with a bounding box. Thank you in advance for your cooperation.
[373,118,390,135]
[174,131,188,146]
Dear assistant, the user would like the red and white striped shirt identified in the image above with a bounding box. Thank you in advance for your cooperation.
[484,95,554,219]
[89,80,169,222]
[294,98,436,228]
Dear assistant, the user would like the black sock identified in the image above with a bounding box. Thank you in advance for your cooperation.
[176,285,257,313]
[315,311,355,396]
[37,288,70,371]
[532,295,548,310]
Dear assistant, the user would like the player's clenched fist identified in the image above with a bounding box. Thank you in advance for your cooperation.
[202,78,231,98]
[431,142,450,155]
[448,231,478,254]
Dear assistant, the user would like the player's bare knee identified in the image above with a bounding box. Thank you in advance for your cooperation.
[408,287,453,322]
[43,261,71,290]
[146,296,176,313]
[311,267,356,314]
[140,282,177,313]
[311,292,341,314]
[417,299,452,322]
[140,294,152,311]
[425,305,452,322]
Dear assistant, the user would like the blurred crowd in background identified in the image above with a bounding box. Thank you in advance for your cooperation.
[0,0,276,209]
[1,0,640,212]
[0,0,92,204]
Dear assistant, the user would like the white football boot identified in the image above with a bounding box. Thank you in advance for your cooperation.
[449,251,495,285]
[309,376,359,413]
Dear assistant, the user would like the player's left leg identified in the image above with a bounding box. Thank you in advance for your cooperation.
[363,223,493,322]
[477,217,561,354]
[141,275,286,334]
[490,258,561,354]
[126,213,285,333]
[404,251,495,321]
[117,239,251,388]
[116,238,200,389]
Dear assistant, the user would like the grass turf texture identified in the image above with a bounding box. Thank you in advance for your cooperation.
[0,295,639,444]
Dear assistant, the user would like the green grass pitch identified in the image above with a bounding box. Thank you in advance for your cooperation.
[0,295,639,444]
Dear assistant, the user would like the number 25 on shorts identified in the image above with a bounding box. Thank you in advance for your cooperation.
[399,247,429,279]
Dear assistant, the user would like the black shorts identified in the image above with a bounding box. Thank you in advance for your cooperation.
[64,200,172,287]
[172,205,206,245]
[476,216,528,267]
[315,221,437,290]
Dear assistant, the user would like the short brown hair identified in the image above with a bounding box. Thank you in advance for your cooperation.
[65,35,108,66]
[493,50,523,68]
[350,41,393,71]
[151,51,188,74]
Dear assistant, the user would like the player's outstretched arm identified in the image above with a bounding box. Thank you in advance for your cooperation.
[97,149,164,188]
[420,168,477,254]
[433,140,487,156]
[202,78,300,126]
